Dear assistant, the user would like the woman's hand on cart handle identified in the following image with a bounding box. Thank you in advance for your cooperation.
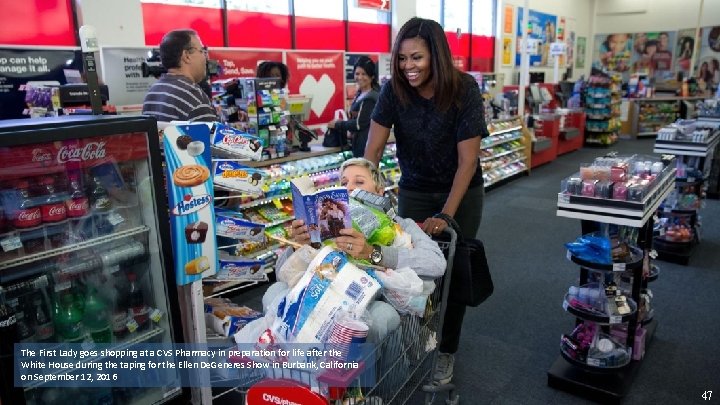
[290,219,311,246]
[336,228,372,259]
[422,216,448,236]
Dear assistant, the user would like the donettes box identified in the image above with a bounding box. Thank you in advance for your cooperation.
[163,124,217,285]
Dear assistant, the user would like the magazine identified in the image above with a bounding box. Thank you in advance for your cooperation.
[290,176,351,245]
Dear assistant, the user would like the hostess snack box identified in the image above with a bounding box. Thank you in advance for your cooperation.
[212,160,265,195]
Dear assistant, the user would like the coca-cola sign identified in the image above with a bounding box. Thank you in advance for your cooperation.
[57,142,107,163]
[31,148,53,163]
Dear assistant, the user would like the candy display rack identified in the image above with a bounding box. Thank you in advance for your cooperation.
[583,73,621,146]
[482,116,532,187]
[548,154,676,403]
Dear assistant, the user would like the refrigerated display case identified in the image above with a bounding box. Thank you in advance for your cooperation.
[0,115,187,404]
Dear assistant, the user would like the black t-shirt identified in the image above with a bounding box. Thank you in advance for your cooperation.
[371,72,489,193]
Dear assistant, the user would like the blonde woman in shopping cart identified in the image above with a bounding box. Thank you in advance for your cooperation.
[290,157,446,277]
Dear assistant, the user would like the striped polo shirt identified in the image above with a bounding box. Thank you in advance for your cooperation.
[142,74,217,123]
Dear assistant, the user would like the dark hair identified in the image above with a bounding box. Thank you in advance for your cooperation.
[390,17,462,112]
[159,29,197,70]
[353,56,380,91]
[257,61,289,87]
[644,39,659,51]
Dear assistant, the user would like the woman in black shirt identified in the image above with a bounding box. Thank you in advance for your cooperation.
[364,17,488,386]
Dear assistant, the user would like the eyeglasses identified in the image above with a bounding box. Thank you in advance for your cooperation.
[185,46,208,56]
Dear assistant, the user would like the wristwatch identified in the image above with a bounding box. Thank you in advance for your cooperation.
[369,244,383,265]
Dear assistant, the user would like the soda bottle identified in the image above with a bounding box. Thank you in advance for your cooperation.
[65,172,89,218]
[111,275,129,341]
[83,285,111,343]
[127,272,150,332]
[34,294,55,343]
[39,176,67,223]
[90,176,112,212]
[12,179,42,228]
[55,292,84,343]
[1,295,25,404]
[9,297,35,343]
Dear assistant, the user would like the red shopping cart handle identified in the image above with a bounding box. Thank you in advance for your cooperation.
[246,379,328,405]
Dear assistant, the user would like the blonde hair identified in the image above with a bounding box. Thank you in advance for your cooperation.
[340,158,384,193]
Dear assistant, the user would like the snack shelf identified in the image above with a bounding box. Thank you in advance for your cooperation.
[621,264,660,284]
[480,146,525,162]
[23,327,166,391]
[203,275,270,300]
[556,167,676,227]
[235,194,292,209]
[483,156,526,172]
[481,134,523,149]
[229,145,343,168]
[562,294,638,325]
[0,225,150,271]
[485,165,527,188]
[487,126,523,137]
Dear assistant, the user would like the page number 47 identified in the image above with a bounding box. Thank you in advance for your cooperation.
[703,391,713,401]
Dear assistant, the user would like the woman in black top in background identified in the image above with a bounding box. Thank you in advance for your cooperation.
[364,17,489,385]
[328,56,380,157]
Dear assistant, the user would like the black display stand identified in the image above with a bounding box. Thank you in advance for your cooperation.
[653,129,719,264]
[549,164,675,402]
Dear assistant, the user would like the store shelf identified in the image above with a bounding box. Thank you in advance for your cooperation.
[482,134,523,149]
[559,343,632,371]
[567,245,644,273]
[487,126,522,137]
[0,225,150,271]
[234,194,292,209]
[483,157,526,172]
[485,166,527,188]
[212,145,342,168]
[653,131,720,156]
[480,146,525,162]
[562,294,637,325]
[23,326,165,391]
[203,275,270,299]
[556,166,676,227]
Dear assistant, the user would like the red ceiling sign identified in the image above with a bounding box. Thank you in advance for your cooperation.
[357,0,391,12]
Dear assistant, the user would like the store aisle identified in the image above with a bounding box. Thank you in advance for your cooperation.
[456,138,720,405]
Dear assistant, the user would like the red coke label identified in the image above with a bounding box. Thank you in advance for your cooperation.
[42,203,66,223]
[14,208,42,228]
[66,198,89,217]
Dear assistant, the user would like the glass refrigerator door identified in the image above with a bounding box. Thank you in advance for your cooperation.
[0,117,182,405]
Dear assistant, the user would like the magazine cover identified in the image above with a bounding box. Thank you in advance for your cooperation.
[290,176,351,245]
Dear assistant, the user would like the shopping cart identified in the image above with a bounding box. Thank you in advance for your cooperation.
[231,228,459,405]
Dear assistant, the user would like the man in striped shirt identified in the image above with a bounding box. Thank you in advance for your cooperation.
[142,29,218,123]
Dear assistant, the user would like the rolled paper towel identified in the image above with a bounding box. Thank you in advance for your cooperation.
[187,140,205,157]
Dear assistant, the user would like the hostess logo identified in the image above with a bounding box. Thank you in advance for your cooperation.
[172,193,212,216]
[219,162,236,171]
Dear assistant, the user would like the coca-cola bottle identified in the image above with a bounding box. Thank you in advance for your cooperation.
[111,272,129,341]
[9,297,35,343]
[90,176,112,212]
[0,295,25,404]
[39,176,67,223]
[65,172,89,218]
[127,272,149,332]
[12,180,42,228]
[34,294,55,343]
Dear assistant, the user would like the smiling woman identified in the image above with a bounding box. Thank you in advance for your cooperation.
[364,16,490,386]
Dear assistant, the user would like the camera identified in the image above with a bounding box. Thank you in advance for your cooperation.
[140,48,220,80]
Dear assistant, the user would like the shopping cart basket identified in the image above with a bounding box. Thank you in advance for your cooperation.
[233,228,459,405]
